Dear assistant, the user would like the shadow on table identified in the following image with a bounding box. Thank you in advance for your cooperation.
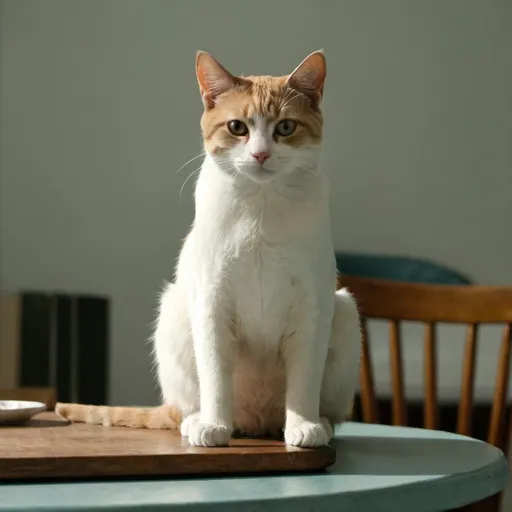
[329,436,501,476]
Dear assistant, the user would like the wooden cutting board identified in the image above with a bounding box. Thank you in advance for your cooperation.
[0,413,336,480]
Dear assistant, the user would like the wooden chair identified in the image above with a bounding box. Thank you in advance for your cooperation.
[0,387,56,410]
[338,275,512,512]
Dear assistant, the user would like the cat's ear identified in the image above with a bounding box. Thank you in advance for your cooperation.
[287,50,326,105]
[196,51,237,109]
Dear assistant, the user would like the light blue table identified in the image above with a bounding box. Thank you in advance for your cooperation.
[0,422,508,512]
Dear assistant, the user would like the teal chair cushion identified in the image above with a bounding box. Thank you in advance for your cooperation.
[335,252,473,285]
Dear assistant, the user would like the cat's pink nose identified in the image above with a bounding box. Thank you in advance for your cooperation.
[251,152,270,165]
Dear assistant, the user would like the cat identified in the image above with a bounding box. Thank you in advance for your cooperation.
[56,50,362,448]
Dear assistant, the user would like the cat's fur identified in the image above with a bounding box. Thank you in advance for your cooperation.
[56,50,362,448]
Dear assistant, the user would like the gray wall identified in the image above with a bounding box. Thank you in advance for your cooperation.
[1,1,511,407]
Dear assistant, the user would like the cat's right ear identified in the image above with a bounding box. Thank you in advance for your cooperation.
[196,51,237,109]
[287,50,326,106]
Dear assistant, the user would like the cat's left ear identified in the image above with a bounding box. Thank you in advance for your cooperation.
[287,50,326,105]
[196,51,237,109]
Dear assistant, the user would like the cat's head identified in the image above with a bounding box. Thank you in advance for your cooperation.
[196,51,326,183]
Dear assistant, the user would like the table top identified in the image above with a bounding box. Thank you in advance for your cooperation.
[0,422,508,512]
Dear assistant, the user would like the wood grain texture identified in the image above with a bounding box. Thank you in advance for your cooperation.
[339,276,512,323]
[0,413,336,480]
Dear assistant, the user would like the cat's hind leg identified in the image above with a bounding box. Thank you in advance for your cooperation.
[320,287,362,430]
[152,282,199,427]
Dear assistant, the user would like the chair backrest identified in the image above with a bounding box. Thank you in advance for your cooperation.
[338,275,512,449]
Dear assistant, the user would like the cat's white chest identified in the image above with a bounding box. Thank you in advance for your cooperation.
[232,237,298,348]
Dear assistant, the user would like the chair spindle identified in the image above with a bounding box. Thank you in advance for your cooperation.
[424,322,438,429]
[457,324,478,436]
[359,319,378,423]
[488,323,512,447]
[389,320,407,426]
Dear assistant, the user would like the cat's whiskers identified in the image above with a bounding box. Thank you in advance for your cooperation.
[297,164,315,173]
[175,151,206,174]
[179,166,202,202]
[296,165,321,184]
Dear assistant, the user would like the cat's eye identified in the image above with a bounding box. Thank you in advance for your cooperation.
[227,120,249,136]
[274,119,297,137]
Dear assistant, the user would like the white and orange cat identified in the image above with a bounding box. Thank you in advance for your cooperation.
[56,50,362,448]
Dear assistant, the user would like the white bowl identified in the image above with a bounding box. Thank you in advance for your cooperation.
[0,400,46,425]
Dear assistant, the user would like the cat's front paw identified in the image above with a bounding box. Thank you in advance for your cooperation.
[186,421,233,447]
[284,419,332,447]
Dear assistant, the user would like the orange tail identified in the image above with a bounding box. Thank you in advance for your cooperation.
[55,402,181,429]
